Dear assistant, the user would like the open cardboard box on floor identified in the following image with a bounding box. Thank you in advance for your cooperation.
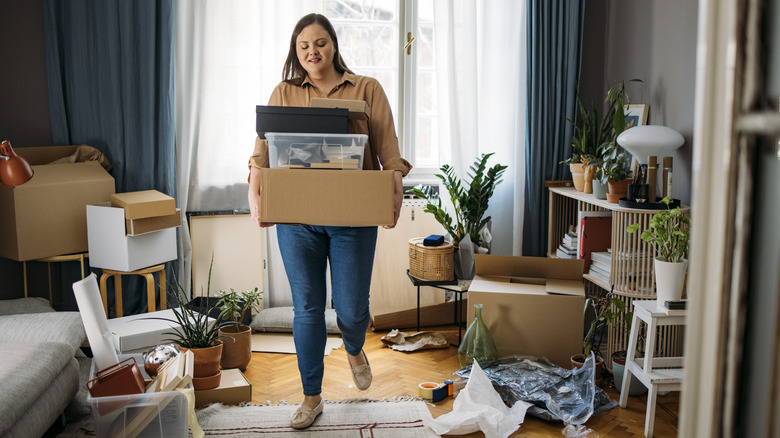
[0,146,115,261]
[260,168,394,226]
[466,254,585,368]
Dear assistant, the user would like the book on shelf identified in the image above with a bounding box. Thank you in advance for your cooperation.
[577,211,612,273]
[588,262,610,279]
[556,247,578,259]
[586,267,610,284]
[562,230,578,247]
[589,259,611,275]
[590,251,611,265]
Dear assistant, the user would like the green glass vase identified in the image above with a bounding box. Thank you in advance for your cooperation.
[457,303,499,367]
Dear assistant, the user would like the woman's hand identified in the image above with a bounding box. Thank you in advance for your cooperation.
[248,166,273,228]
[383,170,404,229]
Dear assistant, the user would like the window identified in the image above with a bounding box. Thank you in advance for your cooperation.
[186,0,439,192]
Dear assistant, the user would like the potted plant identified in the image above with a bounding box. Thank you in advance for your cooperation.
[216,287,263,371]
[626,196,690,306]
[571,291,627,386]
[408,153,507,279]
[599,142,632,203]
[565,98,614,193]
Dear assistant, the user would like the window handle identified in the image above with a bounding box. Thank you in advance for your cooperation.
[405,32,416,55]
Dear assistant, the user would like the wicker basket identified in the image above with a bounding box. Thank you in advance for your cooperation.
[408,237,454,281]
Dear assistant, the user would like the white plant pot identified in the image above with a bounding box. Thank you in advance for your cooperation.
[654,258,688,308]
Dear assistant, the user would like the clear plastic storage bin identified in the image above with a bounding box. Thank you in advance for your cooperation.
[265,132,368,170]
[87,354,190,437]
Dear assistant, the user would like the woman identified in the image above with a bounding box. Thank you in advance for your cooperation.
[247,13,412,429]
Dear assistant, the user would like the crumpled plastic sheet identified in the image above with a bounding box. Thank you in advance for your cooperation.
[455,354,618,426]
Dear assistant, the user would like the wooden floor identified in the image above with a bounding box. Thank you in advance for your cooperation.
[243,326,680,437]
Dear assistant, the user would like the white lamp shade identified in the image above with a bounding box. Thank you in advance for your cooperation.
[616,125,684,165]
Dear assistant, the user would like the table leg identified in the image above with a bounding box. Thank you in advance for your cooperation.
[644,317,659,374]
[645,383,659,437]
[416,285,421,333]
[159,267,167,310]
[620,312,641,408]
[99,273,110,317]
[145,273,156,313]
[113,274,123,318]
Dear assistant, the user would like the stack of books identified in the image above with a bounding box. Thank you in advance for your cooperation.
[556,229,578,259]
[588,250,611,283]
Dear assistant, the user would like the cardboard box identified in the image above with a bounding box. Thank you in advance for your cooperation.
[259,169,394,226]
[466,254,585,368]
[194,368,252,408]
[0,146,115,261]
[126,208,182,235]
[111,190,176,220]
[255,105,348,139]
[105,309,216,353]
[87,202,177,271]
[310,98,370,120]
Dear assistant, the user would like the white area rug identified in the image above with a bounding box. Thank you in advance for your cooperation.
[250,333,343,355]
[195,399,439,437]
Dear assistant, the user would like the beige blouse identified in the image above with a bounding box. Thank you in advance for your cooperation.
[248,72,412,176]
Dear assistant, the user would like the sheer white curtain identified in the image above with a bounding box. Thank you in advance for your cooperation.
[174,0,319,295]
[433,0,527,256]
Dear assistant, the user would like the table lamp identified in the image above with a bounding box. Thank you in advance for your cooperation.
[0,140,34,186]
[616,126,684,203]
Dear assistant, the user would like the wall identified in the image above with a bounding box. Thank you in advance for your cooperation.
[581,0,699,205]
[0,0,55,301]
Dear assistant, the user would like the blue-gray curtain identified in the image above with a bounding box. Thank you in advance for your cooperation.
[43,0,176,315]
[523,0,585,256]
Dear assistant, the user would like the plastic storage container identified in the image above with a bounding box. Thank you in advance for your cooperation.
[265,132,368,170]
[87,354,190,437]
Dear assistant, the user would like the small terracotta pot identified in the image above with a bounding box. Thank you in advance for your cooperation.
[219,324,253,371]
[606,178,631,203]
[192,370,222,390]
[571,353,604,386]
[180,340,223,378]
[570,163,586,191]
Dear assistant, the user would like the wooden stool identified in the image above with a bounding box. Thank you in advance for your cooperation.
[99,264,167,318]
[23,252,89,305]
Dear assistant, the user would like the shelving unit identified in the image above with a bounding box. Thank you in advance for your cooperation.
[547,185,689,365]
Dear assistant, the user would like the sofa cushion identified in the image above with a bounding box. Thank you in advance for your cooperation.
[0,297,55,315]
[0,312,86,350]
[0,342,79,437]
[250,306,341,334]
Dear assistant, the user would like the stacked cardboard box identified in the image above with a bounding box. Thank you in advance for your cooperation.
[87,190,181,271]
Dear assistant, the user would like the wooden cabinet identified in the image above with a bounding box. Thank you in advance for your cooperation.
[547,186,689,363]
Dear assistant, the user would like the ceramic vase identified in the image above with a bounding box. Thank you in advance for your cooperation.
[457,304,498,368]
[219,324,253,371]
[592,179,608,200]
[654,258,688,308]
[570,163,586,192]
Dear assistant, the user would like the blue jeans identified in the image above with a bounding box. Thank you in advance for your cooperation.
[276,224,378,396]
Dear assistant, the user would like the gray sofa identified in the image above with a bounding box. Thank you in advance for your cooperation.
[0,297,88,438]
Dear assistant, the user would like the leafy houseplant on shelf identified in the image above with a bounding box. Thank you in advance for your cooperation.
[408,152,507,280]
[564,98,614,193]
[626,196,690,307]
[216,287,263,371]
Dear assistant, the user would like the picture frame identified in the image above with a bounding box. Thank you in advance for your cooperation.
[625,104,649,129]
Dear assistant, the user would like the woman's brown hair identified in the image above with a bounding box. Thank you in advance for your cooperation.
[282,13,353,85]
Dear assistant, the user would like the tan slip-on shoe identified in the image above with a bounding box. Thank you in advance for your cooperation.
[290,398,324,429]
[350,349,372,390]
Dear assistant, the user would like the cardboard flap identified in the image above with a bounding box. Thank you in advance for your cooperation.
[475,254,583,280]
[470,276,548,295]
[546,278,586,297]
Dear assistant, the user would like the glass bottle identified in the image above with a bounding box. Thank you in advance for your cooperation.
[457,303,499,368]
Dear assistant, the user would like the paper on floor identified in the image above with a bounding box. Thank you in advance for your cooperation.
[424,360,530,438]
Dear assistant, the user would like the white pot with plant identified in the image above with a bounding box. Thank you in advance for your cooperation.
[216,287,263,371]
[626,197,690,308]
[408,153,507,280]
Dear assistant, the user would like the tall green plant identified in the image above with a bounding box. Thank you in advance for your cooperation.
[567,98,615,164]
[409,153,507,247]
[583,292,631,359]
[626,197,690,262]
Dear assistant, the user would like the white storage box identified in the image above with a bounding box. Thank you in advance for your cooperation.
[87,202,178,271]
[87,353,189,438]
[105,309,216,353]
[265,132,367,170]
